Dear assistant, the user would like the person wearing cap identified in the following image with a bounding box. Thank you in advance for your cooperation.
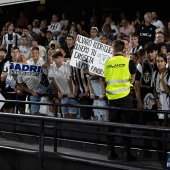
[59,26,69,50]
[44,31,53,50]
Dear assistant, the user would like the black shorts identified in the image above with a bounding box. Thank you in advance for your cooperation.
[79,98,93,119]
[2,88,16,109]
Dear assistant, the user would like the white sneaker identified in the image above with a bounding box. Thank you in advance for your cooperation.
[47,112,54,117]
[57,113,62,118]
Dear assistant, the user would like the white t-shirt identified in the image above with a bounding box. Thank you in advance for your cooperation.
[3,61,16,89]
[48,61,74,95]
[152,20,164,29]
[33,28,40,35]
[90,37,100,42]
[18,46,31,60]
[17,57,45,92]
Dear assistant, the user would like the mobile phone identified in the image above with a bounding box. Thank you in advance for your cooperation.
[50,43,55,49]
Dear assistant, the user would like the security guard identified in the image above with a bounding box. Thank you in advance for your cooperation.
[103,40,136,161]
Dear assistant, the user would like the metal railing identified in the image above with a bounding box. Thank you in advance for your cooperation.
[0,96,170,169]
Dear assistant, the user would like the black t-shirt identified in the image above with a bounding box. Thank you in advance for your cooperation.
[129,59,136,74]
[135,61,157,101]
[136,24,156,47]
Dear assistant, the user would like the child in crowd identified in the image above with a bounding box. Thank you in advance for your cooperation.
[89,27,100,41]
[99,35,108,45]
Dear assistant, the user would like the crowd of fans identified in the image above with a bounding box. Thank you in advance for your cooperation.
[0,9,170,127]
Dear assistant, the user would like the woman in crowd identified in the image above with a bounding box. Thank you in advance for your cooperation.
[152,53,170,125]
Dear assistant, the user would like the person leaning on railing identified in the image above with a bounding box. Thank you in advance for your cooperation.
[48,50,79,119]
[17,47,46,116]
[87,73,108,121]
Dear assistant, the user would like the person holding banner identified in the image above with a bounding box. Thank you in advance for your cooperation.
[103,40,137,161]
[1,46,27,113]
[17,47,46,116]
[65,35,93,119]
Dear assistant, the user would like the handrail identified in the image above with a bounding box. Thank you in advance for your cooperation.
[0,111,169,169]
[0,93,169,169]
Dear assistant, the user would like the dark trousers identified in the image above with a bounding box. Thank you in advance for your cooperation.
[16,93,27,114]
[107,93,133,151]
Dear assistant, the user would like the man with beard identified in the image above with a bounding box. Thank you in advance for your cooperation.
[151,11,164,30]
[134,41,158,125]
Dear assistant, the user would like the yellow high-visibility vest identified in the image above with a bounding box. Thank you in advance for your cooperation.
[104,55,131,100]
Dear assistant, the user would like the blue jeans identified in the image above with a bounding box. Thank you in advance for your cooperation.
[29,95,42,114]
[61,97,78,114]
[93,99,108,121]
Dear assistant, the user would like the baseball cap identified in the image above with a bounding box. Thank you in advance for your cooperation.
[61,26,68,31]
[33,19,39,23]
